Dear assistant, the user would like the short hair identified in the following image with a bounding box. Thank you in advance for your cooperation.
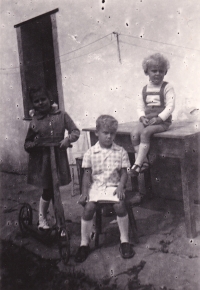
[96,115,118,131]
[142,53,170,75]
[29,86,53,104]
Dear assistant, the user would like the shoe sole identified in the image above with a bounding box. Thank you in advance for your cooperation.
[119,244,135,259]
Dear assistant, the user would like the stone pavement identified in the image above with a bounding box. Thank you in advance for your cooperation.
[1,169,200,290]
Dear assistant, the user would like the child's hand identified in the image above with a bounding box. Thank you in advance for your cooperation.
[60,137,71,149]
[77,194,88,207]
[114,184,125,200]
[24,141,38,152]
[148,116,163,125]
[140,116,149,126]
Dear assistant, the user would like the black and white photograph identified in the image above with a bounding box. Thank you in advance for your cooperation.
[0,1,200,289]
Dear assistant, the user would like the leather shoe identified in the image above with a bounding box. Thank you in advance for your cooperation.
[75,245,90,263]
[119,242,135,259]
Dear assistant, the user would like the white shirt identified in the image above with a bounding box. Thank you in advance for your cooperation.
[82,141,130,190]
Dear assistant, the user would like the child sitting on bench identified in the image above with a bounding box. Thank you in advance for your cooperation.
[129,53,175,176]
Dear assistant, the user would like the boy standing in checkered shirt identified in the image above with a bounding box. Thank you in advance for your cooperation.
[75,115,135,263]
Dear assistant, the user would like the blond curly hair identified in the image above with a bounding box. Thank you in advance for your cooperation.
[142,53,170,75]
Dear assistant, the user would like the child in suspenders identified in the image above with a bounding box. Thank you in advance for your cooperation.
[129,53,175,176]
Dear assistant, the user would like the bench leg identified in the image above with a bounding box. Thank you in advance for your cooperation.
[180,157,197,238]
[95,206,102,248]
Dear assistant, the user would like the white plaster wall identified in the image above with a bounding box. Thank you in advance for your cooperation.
[0,0,200,172]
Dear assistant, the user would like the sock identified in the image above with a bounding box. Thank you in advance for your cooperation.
[39,197,50,220]
[135,142,150,167]
[80,218,93,246]
[117,214,129,243]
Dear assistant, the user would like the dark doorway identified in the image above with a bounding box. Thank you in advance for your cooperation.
[14,9,63,119]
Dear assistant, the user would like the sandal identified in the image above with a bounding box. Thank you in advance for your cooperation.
[127,164,141,177]
[140,162,149,173]
[75,245,90,263]
[119,242,135,259]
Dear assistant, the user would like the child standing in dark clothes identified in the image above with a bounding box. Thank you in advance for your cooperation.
[24,87,80,229]
[129,53,175,176]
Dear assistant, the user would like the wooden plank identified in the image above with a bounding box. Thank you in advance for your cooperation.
[149,138,185,158]
[83,121,200,140]
[50,146,65,228]
[16,27,30,120]
[50,14,65,111]
[180,147,197,238]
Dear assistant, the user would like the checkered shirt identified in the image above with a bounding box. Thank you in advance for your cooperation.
[82,141,130,191]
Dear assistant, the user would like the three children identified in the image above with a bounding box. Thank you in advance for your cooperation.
[24,86,80,230]
[75,115,135,262]
[129,53,175,176]
[24,52,175,262]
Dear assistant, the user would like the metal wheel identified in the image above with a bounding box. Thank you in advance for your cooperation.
[58,227,70,265]
[19,203,33,234]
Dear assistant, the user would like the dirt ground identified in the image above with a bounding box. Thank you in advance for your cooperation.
[0,170,200,290]
[1,240,159,290]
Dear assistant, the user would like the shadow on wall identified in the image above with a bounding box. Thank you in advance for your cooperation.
[0,148,28,175]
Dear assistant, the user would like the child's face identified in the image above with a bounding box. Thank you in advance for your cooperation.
[96,126,116,148]
[32,92,51,114]
[147,62,166,85]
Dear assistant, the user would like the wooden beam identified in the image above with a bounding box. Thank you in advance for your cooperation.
[14,8,59,28]
[50,13,65,111]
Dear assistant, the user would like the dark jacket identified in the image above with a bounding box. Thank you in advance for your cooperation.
[24,107,80,188]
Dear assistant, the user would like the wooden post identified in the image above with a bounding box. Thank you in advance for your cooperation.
[113,32,122,64]
[50,146,66,228]
[50,13,65,111]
